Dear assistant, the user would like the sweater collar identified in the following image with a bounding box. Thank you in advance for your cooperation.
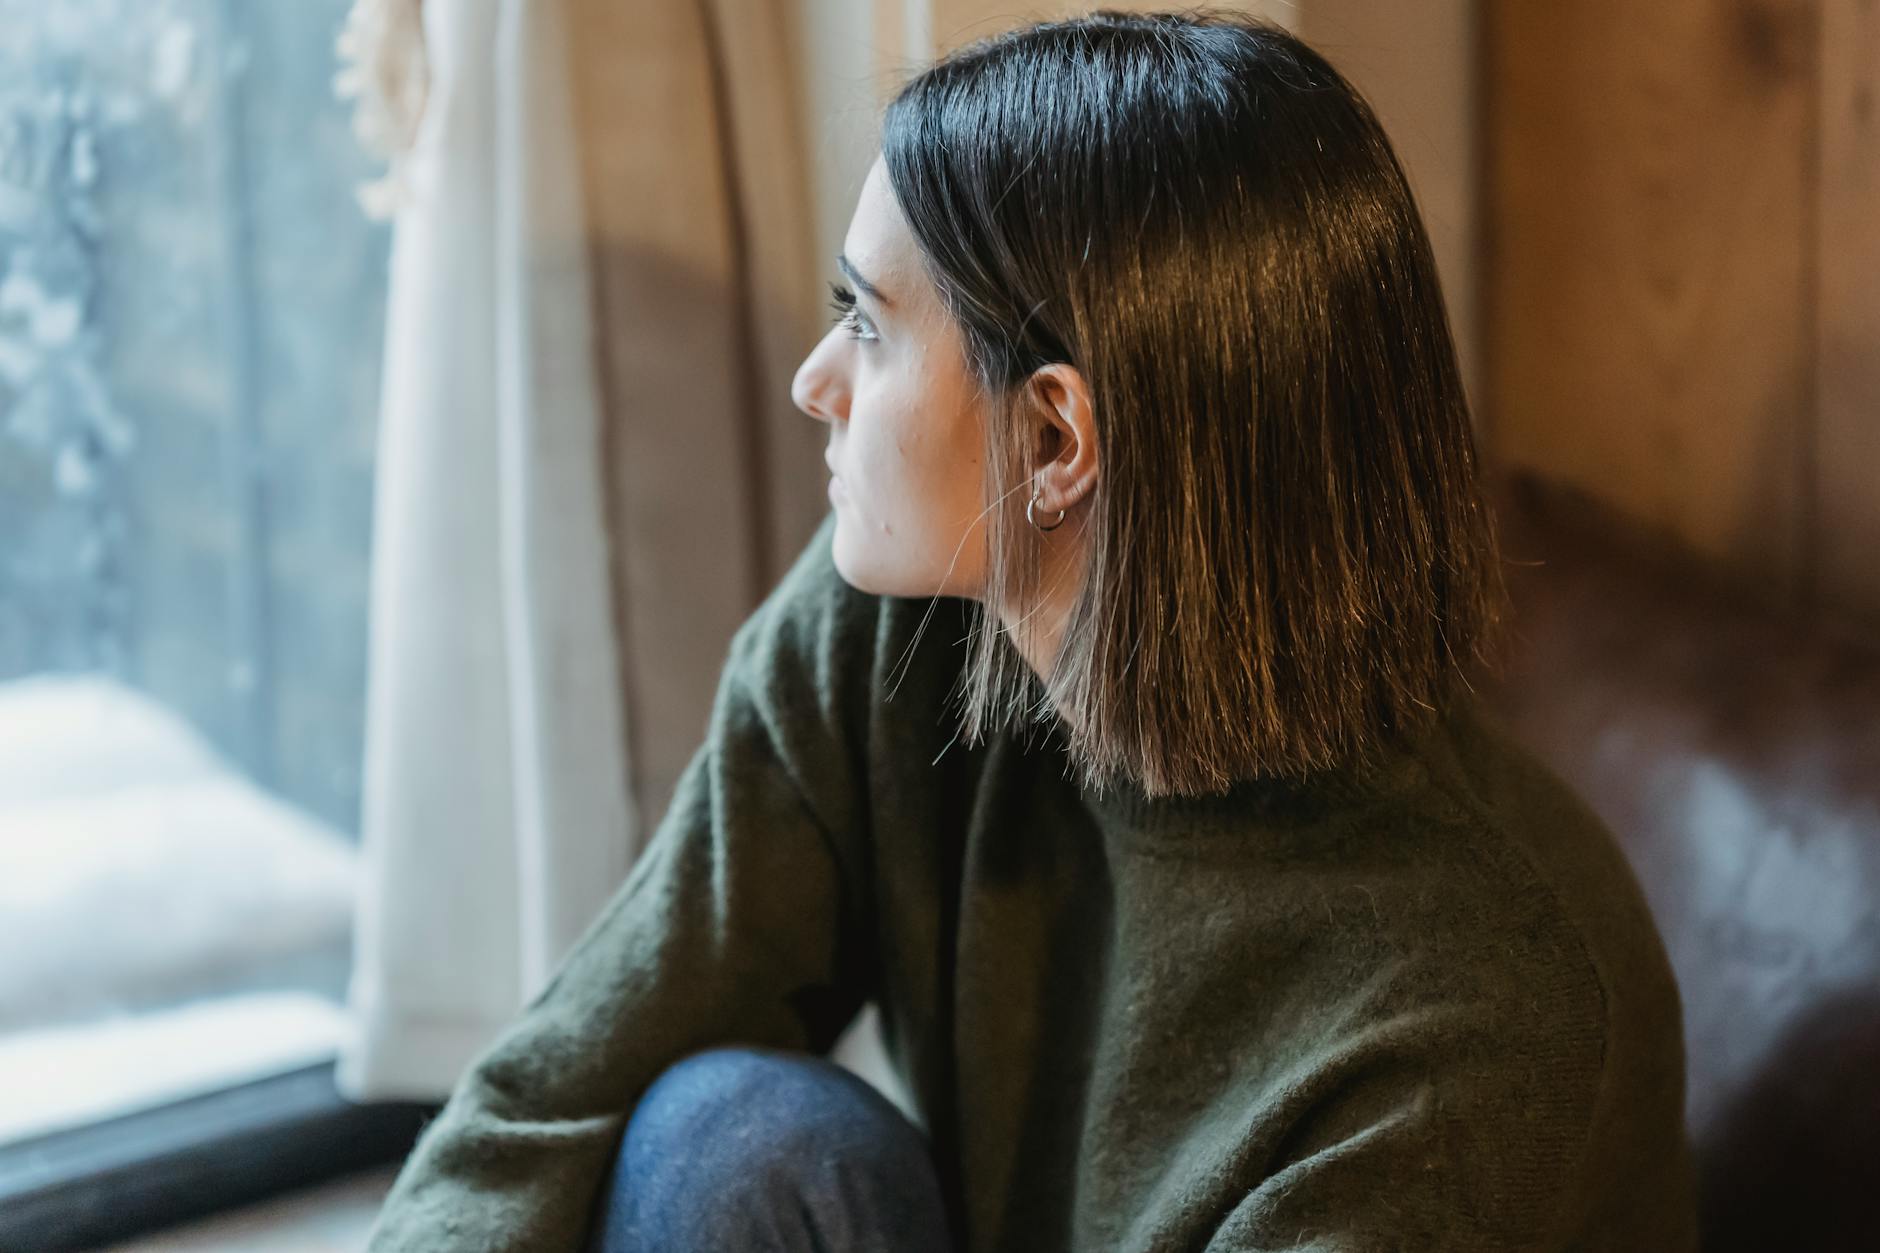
[1066,724,1436,841]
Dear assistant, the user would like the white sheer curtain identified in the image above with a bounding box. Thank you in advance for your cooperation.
[332,0,911,1109]
[335,0,634,1100]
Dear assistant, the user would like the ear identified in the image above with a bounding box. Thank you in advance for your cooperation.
[1027,363,1100,514]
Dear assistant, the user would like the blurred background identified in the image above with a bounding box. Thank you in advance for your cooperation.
[0,0,1872,1249]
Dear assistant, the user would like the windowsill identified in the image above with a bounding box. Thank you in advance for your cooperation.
[0,1060,434,1252]
[97,1162,399,1252]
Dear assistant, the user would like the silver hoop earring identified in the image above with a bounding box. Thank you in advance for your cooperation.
[1028,483,1067,532]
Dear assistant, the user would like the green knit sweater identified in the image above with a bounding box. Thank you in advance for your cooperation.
[364,510,1699,1251]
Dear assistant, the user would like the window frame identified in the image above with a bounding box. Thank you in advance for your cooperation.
[0,1059,434,1250]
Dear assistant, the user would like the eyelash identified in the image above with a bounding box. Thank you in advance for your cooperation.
[826,281,877,343]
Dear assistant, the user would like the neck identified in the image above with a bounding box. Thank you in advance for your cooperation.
[995,527,1088,735]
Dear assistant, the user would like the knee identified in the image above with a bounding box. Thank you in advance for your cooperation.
[622,1044,924,1183]
[590,1046,949,1253]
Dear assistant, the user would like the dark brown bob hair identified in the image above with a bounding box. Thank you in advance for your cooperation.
[879,7,1512,799]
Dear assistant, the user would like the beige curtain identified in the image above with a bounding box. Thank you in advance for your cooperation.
[337,0,835,1102]
[564,0,832,843]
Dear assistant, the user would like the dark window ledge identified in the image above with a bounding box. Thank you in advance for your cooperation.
[0,1059,435,1252]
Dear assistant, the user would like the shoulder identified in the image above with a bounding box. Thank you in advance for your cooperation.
[1109,700,1694,1245]
[1408,698,1683,1037]
[1368,698,1685,1082]
[1391,699,1695,1238]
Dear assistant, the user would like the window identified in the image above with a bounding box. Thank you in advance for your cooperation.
[0,1,429,1243]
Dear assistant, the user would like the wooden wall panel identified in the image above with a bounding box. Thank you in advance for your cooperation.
[1483,0,1817,603]
[1817,0,1880,625]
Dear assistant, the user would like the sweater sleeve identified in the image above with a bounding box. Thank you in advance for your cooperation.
[364,513,878,1252]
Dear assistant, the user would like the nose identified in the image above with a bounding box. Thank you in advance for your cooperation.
[791,333,849,426]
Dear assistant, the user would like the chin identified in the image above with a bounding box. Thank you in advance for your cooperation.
[830,513,978,600]
[827,526,875,594]
[829,530,923,598]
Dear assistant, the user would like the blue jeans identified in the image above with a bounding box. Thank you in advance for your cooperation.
[583,1045,956,1252]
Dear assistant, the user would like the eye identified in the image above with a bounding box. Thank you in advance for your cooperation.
[826,280,878,343]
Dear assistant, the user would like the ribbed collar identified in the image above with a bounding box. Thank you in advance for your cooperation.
[1066,720,1437,842]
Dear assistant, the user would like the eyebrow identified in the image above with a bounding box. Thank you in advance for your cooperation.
[836,253,891,309]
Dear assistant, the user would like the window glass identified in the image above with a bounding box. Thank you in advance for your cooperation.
[0,0,388,1143]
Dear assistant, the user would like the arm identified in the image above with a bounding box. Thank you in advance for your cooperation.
[366,516,878,1252]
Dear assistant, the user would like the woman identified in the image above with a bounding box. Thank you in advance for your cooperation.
[366,10,1698,1251]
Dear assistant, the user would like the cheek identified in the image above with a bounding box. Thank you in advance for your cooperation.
[846,382,917,486]
[848,354,977,516]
